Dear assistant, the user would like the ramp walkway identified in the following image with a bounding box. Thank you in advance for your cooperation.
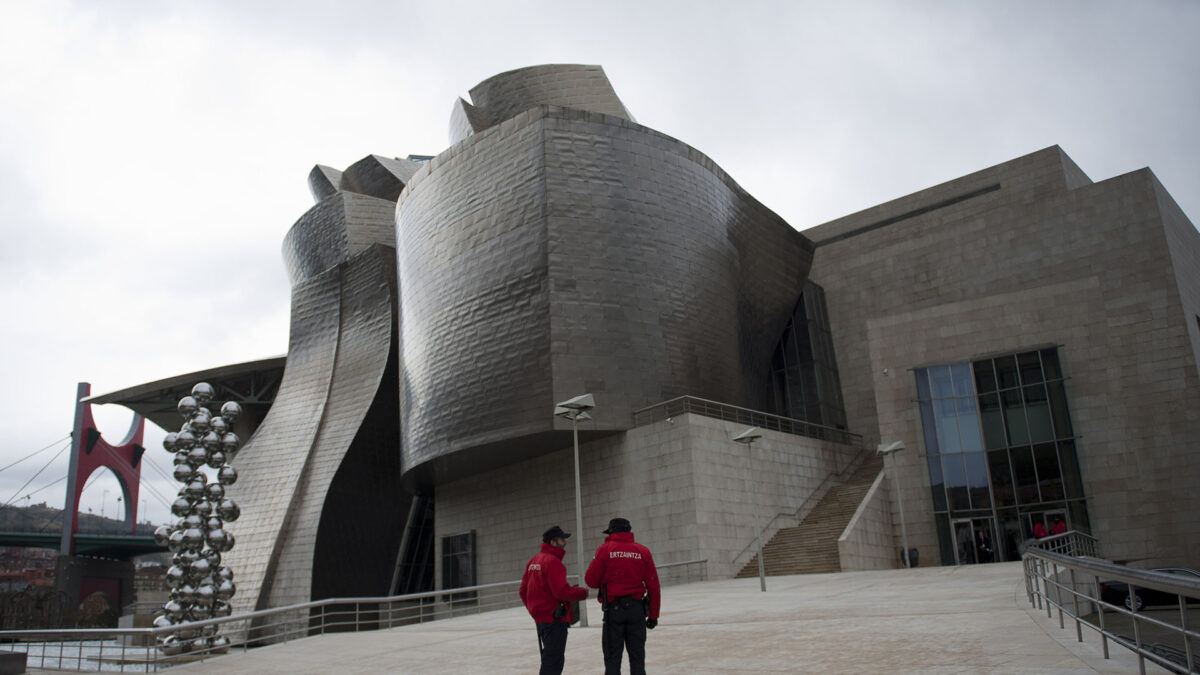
[140,562,1164,674]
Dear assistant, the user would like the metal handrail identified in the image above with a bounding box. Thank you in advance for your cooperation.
[632,396,864,447]
[1026,530,1102,558]
[0,558,707,672]
[729,447,875,567]
[1023,547,1200,674]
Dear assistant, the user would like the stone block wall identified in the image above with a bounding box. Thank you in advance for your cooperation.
[806,145,1200,567]
[838,471,896,571]
[434,413,859,588]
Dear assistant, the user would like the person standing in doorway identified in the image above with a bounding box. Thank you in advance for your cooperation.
[520,525,589,675]
[586,517,661,675]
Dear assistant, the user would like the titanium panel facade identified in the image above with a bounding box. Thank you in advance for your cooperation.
[223,170,407,614]
[398,70,815,488]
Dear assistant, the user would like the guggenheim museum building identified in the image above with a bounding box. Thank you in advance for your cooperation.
[91,65,1200,613]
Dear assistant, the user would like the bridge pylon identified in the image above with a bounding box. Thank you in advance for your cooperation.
[59,382,146,554]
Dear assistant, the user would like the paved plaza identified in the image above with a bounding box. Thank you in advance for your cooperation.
[158,562,1162,674]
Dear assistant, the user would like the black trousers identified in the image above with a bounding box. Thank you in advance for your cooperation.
[602,598,647,675]
[536,621,569,675]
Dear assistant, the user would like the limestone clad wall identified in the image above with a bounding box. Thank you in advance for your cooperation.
[806,146,1200,567]
[434,413,859,588]
[837,471,896,571]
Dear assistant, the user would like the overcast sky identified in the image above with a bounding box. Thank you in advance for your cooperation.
[1,0,1197,527]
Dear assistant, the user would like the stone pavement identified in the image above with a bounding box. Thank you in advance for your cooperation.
[165,562,1164,674]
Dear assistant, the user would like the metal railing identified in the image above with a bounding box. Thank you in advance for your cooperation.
[632,396,864,447]
[1026,529,1102,558]
[1024,548,1200,674]
[0,558,706,672]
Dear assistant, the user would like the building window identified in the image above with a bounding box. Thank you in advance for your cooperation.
[770,282,847,429]
[441,531,476,603]
[916,347,1088,566]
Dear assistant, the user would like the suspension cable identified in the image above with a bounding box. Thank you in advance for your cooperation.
[0,434,71,474]
[2,440,71,508]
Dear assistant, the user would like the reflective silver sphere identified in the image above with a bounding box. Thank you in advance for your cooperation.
[162,600,184,619]
[196,584,216,604]
[173,451,190,467]
[186,446,209,467]
[206,516,222,532]
[190,410,212,433]
[182,528,205,551]
[217,499,240,521]
[210,417,229,435]
[170,498,191,517]
[220,432,240,453]
[159,635,183,656]
[217,465,238,486]
[191,382,215,404]
[215,565,233,582]
[153,614,174,629]
[165,566,185,585]
[191,558,211,578]
[206,450,226,469]
[220,401,242,422]
[163,432,178,452]
[167,529,185,553]
[177,396,198,418]
[205,549,222,568]
[185,477,207,499]
[207,529,230,551]
[211,634,231,653]
[182,514,204,530]
[174,430,196,450]
[201,430,221,451]
[154,525,172,546]
[192,499,212,517]
[216,579,236,601]
[205,483,225,501]
[172,463,195,483]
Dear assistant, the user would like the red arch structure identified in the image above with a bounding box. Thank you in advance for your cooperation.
[58,382,146,555]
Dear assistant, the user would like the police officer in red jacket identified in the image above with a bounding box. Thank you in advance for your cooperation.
[520,525,589,675]
[585,517,661,675]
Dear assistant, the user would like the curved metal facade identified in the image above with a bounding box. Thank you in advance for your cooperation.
[399,66,815,487]
[224,176,407,614]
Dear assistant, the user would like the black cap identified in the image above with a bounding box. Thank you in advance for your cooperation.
[542,525,571,543]
[603,517,632,535]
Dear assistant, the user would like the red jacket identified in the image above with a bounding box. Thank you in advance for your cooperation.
[585,532,661,620]
[519,543,588,623]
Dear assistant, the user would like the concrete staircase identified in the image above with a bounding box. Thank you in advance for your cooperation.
[736,454,884,577]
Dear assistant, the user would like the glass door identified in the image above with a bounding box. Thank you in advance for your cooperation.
[952,517,997,564]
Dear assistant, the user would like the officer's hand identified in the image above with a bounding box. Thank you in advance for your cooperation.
[645,619,657,630]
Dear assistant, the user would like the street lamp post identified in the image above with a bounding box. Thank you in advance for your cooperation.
[877,441,911,568]
[733,427,766,592]
[555,393,595,627]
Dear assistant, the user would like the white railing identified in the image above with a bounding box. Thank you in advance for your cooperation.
[1023,548,1199,674]
[0,558,707,672]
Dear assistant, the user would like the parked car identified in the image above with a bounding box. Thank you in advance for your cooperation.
[1099,567,1200,611]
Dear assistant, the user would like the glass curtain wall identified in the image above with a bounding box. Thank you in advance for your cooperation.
[916,348,1088,565]
[770,282,847,429]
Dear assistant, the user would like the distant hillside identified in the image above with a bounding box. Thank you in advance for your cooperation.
[0,502,157,536]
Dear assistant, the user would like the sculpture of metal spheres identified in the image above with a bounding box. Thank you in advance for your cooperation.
[154,382,242,656]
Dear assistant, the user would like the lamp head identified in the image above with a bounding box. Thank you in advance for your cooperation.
[732,427,762,444]
[555,393,595,411]
[876,440,906,456]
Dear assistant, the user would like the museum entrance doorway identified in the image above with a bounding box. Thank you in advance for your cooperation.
[952,517,997,564]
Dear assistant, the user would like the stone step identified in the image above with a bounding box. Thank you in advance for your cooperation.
[736,454,884,577]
